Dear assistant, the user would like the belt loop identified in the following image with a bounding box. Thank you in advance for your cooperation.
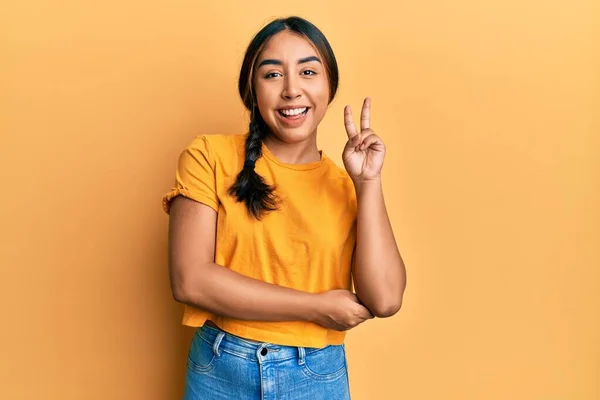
[298,347,305,365]
[213,332,225,356]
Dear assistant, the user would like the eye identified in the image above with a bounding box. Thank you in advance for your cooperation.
[302,70,316,76]
[265,72,282,79]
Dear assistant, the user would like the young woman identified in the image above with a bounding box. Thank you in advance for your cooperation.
[163,16,406,400]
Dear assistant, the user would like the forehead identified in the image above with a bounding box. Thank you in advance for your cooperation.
[258,30,319,60]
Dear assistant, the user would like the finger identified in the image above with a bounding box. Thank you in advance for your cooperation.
[352,304,373,320]
[360,308,374,320]
[360,97,371,131]
[344,105,359,139]
[354,302,374,320]
[327,318,347,331]
[359,134,383,151]
[351,317,370,328]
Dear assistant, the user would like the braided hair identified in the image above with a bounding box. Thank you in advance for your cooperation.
[228,16,339,219]
[227,106,278,219]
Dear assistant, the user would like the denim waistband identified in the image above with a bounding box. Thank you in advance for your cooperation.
[197,324,327,364]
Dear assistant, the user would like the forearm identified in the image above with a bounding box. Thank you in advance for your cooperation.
[173,261,319,323]
[353,179,406,317]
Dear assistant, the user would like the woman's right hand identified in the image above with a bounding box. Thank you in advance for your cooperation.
[310,289,374,331]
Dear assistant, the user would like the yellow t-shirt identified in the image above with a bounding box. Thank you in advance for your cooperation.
[162,133,357,348]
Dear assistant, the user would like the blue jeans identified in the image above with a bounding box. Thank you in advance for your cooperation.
[183,324,351,400]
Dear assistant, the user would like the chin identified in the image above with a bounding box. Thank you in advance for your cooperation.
[270,126,316,143]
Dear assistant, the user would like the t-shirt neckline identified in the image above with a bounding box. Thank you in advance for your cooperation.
[260,141,328,171]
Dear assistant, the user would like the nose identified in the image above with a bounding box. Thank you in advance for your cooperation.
[281,74,301,100]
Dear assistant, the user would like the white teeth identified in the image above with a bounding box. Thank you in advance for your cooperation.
[280,107,307,116]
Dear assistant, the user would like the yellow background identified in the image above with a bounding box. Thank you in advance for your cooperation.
[1,0,598,399]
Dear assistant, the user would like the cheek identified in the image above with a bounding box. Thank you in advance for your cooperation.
[312,96,329,122]
[314,82,330,110]
[254,86,273,117]
[314,79,330,105]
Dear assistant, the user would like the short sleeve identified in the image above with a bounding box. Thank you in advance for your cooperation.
[162,135,219,213]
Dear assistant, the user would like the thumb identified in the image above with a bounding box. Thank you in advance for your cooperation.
[360,306,375,319]
[352,302,373,320]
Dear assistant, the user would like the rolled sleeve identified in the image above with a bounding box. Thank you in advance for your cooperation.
[162,135,219,213]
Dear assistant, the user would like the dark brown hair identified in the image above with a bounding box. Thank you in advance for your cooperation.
[228,16,340,219]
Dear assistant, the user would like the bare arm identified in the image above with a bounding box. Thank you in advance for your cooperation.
[341,98,407,318]
[352,179,406,318]
[169,195,318,322]
[168,195,372,330]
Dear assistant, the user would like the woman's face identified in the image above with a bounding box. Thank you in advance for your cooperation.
[253,30,330,144]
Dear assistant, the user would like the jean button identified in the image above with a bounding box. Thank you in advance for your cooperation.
[261,348,268,356]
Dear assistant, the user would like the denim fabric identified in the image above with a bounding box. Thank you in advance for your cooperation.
[183,324,351,400]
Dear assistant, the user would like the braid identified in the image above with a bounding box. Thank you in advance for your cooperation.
[244,115,265,169]
[228,108,278,219]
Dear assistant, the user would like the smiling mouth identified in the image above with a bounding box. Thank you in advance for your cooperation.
[278,107,309,118]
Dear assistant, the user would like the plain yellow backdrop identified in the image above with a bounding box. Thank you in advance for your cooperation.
[1,0,598,399]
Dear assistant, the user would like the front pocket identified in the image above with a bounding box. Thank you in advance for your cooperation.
[301,345,347,381]
[187,332,217,373]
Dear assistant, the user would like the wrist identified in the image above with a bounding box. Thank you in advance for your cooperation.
[352,177,382,194]
[303,293,323,323]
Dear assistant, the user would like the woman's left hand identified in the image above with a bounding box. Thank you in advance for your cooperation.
[342,97,386,182]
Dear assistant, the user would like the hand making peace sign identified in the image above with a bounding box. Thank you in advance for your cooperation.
[342,97,386,182]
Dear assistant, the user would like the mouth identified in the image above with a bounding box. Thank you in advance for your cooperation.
[277,107,310,120]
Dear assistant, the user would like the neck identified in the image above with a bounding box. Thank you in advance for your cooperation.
[262,132,321,164]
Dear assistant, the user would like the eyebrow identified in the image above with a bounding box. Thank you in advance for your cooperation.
[257,56,321,68]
